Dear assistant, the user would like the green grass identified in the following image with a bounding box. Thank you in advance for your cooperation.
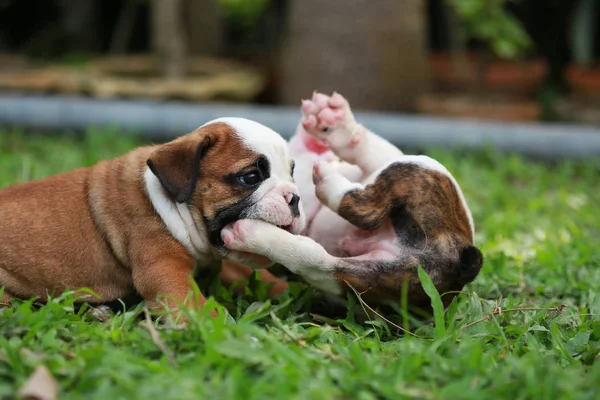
[1,130,600,399]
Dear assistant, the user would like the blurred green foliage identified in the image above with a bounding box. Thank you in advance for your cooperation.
[216,0,270,27]
[447,0,532,59]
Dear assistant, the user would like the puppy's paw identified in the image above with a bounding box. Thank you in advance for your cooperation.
[221,219,282,251]
[301,91,359,151]
[312,160,337,185]
[313,161,362,212]
[221,219,256,250]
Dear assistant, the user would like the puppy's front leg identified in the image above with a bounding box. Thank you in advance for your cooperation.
[132,251,215,322]
[221,220,343,295]
[301,92,404,176]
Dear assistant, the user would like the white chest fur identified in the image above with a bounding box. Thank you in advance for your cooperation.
[144,167,213,263]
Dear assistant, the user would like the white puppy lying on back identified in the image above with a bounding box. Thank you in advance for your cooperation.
[222,91,483,313]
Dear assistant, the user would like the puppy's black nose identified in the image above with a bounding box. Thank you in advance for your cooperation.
[288,193,300,217]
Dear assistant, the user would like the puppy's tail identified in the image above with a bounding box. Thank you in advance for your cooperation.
[456,245,483,286]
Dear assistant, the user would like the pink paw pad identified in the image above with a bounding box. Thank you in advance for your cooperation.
[222,220,250,247]
[316,108,344,129]
[300,91,357,154]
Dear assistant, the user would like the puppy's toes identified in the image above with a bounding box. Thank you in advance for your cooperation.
[312,160,336,185]
[301,114,318,131]
[317,107,345,130]
[221,228,236,247]
[312,92,330,108]
[328,92,349,109]
[301,99,317,115]
[221,220,250,248]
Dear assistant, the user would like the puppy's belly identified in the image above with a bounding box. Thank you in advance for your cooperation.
[309,208,399,259]
[0,171,132,302]
[308,208,350,256]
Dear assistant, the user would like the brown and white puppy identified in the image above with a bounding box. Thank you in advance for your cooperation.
[221,92,483,313]
[0,118,304,319]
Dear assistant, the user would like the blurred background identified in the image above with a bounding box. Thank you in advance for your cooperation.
[0,0,598,125]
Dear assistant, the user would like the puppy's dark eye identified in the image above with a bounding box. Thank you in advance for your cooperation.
[290,161,296,176]
[237,171,262,187]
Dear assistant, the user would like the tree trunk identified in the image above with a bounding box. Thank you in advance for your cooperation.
[152,0,187,80]
[278,0,431,111]
[58,0,100,52]
[110,0,138,54]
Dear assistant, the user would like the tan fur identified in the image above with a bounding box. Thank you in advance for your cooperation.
[0,122,265,320]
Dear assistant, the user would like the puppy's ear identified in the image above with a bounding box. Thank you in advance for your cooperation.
[147,135,212,203]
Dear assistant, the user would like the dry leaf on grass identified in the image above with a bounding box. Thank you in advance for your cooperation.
[17,365,58,400]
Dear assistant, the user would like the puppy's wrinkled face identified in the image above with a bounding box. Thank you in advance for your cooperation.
[147,118,304,267]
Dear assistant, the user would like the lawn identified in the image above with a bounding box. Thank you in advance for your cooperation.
[1,130,599,400]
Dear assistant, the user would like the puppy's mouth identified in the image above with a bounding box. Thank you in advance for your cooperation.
[276,224,293,233]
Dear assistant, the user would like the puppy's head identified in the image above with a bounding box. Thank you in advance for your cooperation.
[147,117,304,267]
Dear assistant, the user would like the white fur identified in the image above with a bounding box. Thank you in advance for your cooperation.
[314,160,363,212]
[320,122,405,177]
[222,220,341,294]
[144,167,212,263]
[203,117,292,180]
[204,118,289,158]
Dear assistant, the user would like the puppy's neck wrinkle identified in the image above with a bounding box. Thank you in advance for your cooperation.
[144,167,210,262]
[84,170,130,270]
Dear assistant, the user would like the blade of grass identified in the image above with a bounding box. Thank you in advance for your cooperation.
[417,266,446,339]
